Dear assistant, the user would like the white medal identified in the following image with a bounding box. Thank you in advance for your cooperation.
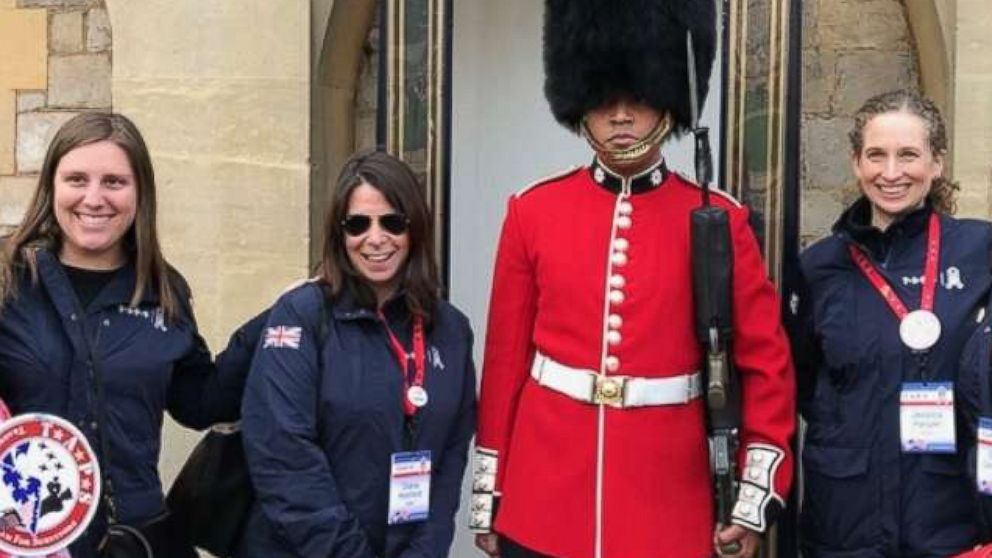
[899,309,942,351]
[407,385,429,408]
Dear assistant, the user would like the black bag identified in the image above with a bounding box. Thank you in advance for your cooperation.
[167,286,331,556]
[165,309,272,556]
[166,424,253,557]
[98,524,153,558]
[97,513,197,558]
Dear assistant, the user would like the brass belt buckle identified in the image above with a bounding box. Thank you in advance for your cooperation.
[593,375,626,407]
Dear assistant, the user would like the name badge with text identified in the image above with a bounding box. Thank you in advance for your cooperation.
[978,418,992,495]
[900,382,956,454]
[387,450,431,525]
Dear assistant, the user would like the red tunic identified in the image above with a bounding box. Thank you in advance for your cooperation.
[470,160,795,558]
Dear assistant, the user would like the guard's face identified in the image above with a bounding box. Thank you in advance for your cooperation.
[343,182,411,305]
[584,96,664,171]
[852,111,943,230]
[53,140,138,270]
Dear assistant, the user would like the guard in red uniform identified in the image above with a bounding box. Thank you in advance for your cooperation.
[470,2,795,558]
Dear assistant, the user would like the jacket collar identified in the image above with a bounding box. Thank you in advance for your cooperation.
[834,197,933,261]
[35,248,145,316]
[588,156,669,195]
[332,286,409,323]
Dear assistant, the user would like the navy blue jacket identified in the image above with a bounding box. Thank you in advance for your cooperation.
[957,282,992,543]
[238,282,476,558]
[0,248,246,556]
[791,200,992,558]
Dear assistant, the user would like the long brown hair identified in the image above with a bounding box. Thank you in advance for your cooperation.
[849,89,957,214]
[318,150,440,321]
[0,112,181,320]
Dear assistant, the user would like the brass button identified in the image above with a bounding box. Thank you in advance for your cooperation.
[605,356,620,372]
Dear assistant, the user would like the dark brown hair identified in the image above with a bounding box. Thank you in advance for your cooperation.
[0,112,182,320]
[318,150,440,321]
[849,89,957,214]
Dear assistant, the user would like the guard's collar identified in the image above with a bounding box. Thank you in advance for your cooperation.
[589,157,669,194]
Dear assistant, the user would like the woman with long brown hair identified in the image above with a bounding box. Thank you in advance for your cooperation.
[0,113,247,557]
[238,150,476,557]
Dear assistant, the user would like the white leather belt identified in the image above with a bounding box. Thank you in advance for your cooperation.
[529,352,702,408]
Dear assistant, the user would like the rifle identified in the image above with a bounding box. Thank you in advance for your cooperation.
[687,30,743,555]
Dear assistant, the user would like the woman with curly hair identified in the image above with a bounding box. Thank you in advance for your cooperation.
[791,89,992,557]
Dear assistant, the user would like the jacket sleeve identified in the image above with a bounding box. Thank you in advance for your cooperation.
[725,205,797,533]
[784,263,823,417]
[241,292,377,558]
[469,196,538,533]
[959,294,992,538]
[167,304,270,430]
[400,327,478,558]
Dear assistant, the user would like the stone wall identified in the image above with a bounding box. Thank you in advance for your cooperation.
[953,0,992,219]
[106,0,312,487]
[1,0,314,508]
[799,0,919,246]
[1,0,111,236]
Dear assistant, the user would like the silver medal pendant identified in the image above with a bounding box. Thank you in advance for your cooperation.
[407,385,429,408]
[899,309,942,351]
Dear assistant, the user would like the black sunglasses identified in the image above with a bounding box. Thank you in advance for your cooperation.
[341,213,410,236]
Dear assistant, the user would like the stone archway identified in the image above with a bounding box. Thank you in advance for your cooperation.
[310,0,378,266]
[904,1,952,134]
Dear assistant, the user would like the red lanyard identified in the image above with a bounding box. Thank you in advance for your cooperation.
[848,212,941,320]
[380,312,426,416]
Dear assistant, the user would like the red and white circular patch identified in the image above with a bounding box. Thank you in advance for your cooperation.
[0,414,100,556]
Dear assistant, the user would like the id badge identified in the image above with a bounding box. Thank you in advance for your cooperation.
[978,417,992,495]
[387,450,431,525]
[899,382,956,453]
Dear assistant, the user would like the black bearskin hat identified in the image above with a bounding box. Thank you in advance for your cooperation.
[543,0,717,133]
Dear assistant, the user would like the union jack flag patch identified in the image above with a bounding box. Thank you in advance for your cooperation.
[263,326,302,349]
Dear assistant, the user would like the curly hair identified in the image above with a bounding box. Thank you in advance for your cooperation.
[848,89,957,214]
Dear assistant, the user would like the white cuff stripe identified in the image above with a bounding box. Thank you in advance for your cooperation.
[731,443,786,532]
[469,447,499,532]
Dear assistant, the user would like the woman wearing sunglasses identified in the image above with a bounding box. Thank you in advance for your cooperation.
[238,150,477,557]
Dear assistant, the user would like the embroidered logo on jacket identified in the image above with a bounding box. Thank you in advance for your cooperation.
[901,266,966,291]
[428,346,445,370]
[263,326,302,349]
[789,293,800,316]
[117,305,168,332]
